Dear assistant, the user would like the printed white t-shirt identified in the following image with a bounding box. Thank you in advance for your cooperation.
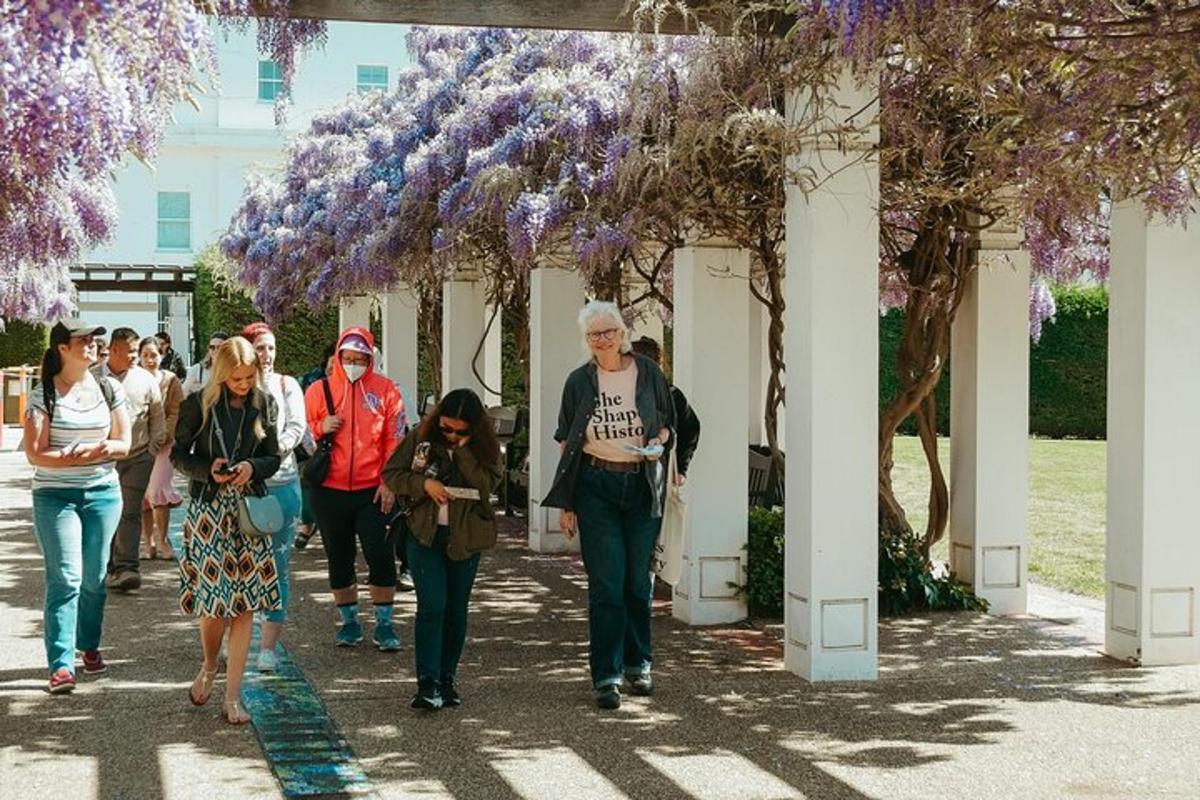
[583,360,645,463]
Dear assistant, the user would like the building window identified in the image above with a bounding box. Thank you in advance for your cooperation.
[258,60,284,102]
[156,192,191,251]
[356,64,388,94]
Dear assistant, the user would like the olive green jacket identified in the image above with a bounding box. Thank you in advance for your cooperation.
[382,434,502,561]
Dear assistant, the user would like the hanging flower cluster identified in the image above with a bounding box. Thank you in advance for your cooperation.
[0,0,323,322]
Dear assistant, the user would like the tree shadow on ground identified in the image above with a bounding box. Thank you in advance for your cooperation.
[3,460,1198,800]
[0,495,281,799]
[299,520,1200,800]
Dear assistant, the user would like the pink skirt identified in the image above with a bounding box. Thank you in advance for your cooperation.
[146,447,183,508]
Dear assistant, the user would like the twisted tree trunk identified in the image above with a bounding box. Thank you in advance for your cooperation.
[877,218,969,557]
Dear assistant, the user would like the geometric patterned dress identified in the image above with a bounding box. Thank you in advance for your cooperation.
[178,485,281,618]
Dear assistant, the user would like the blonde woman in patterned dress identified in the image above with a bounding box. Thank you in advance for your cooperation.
[170,337,282,725]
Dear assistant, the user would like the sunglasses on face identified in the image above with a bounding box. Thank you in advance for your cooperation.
[440,424,469,438]
[586,328,620,343]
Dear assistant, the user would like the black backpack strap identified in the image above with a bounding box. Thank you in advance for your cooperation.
[98,376,116,410]
[321,377,335,417]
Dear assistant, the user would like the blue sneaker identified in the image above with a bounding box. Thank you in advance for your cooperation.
[373,622,402,652]
[335,619,364,647]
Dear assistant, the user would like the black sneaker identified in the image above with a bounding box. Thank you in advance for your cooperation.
[410,678,443,711]
[627,673,653,696]
[295,525,315,550]
[440,677,461,708]
[595,684,621,710]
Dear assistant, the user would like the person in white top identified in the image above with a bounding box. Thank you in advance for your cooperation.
[242,322,307,672]
[23,320,132,693]
[182,331,229,396]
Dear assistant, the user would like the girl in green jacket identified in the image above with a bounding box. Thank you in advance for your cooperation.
[383,388,502,710]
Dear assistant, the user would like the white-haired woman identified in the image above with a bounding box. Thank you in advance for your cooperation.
[542,300,676,710]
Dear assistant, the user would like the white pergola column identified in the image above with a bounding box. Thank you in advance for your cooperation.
[381,288,420,418]
[783,75,879,681]
[338,295,373,332]
[441,278,487,398]
[672,245,750,625]
[528,267,585,553]
[948,221,1030,614]
[1106,201,1200,666]
[484,307,503,407]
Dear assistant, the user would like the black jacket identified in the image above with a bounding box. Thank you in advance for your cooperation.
[671,385,701,476]
[160,347,187,381]
[542,354,676,516]
[171,388,281,503]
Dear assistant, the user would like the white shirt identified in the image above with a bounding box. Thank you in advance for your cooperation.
[262,371,307,486]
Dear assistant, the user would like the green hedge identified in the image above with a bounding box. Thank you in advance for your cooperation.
[880,284,1109,440]
[745,508,786,616]
[746,507,987,618]
[1029,285,1108,438]
[193,248,340,378]
[0,320,48,368]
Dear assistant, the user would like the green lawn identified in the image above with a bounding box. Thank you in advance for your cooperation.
[890,435,1106,598]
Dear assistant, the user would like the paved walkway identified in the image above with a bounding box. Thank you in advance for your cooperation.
[1,451,1198,799]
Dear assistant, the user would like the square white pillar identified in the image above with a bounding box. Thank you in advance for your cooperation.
[672,245,750,625]
[338,295,372,333]
[442,279,487,399]
[381,288,420,420]
[783,76,879,681]
[949,222,1031,614]
[1106,201,1200,665]
[484,307,503,407]
[528,267,585,553]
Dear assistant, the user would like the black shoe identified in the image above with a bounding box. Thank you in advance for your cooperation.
[627,673,653,696]
[295,527,314,550]
[411,678,443,711]
[595,684,621,710]
[440,677,461,708]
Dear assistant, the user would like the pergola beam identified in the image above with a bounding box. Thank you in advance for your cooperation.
[258,1,713,35]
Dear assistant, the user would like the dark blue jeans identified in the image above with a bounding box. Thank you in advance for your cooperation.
[406,526,481,683]
[574,463,662,689]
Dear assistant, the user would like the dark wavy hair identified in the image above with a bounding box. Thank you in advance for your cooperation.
[415,388,500,467]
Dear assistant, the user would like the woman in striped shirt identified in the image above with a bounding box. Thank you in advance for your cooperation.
[23,321,132,694]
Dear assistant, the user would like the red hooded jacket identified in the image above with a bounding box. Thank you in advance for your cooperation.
[304,327,405,492]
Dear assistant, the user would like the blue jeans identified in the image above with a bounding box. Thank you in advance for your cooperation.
[32,482,123,673]
[264,478,301,623]
[406,527,481,682]
[574,463,662,689]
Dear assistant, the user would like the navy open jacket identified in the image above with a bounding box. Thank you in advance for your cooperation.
[541,353,676,517]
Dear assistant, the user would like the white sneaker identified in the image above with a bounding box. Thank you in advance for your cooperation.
[256,648,279,673]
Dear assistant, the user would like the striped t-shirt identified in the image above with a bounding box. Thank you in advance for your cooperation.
[27,376,126,490]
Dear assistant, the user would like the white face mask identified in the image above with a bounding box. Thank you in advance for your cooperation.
[344,364,367,383]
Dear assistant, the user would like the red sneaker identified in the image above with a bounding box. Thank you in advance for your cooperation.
[48,669,76,694]
[81,650,107,675]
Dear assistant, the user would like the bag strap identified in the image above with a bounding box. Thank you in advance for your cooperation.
[98,376,115,410]
[321,377,335,416]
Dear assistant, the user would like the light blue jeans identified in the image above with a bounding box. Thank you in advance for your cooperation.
[264,478,301,623]
[32,481,123,673]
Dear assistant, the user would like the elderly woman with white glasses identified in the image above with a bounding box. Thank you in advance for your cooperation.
[542,300,676,710]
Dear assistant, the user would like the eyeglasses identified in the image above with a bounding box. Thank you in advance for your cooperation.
[208,344,220,351]
[586,328,620,343]
[440,424,469,438]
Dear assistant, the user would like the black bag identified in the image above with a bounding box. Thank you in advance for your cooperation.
[300,378,336,488]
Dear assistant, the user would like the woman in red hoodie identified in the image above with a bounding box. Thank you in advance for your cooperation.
[304,328,406,650]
